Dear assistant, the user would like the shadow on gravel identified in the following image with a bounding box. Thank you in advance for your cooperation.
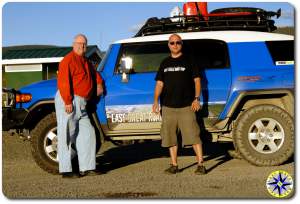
[95,140,234,174]
[103,192,157,198]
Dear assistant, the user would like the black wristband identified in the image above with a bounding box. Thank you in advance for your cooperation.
[194,96,200,101]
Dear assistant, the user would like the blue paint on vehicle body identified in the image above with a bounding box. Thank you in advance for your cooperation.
[219,42,294,119]
[15,40,294,127]
[17,79,57,109]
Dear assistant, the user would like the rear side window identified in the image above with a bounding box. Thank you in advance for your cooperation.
[183,39,230,69]
[117,42,169,73]
[266,40,294,65]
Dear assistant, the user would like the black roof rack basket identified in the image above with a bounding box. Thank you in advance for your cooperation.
[135,8,281,37]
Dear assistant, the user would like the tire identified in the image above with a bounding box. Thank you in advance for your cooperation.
[233,105,294,166]
[30,112,102,174]
[209,7,264,23]
[227,149,243,160]
[210,7,265,14]
[30,112,59,174]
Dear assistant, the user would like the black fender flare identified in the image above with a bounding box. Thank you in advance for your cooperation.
[24,100,104,139]
[227,89,294,118]
[214,89,294,130]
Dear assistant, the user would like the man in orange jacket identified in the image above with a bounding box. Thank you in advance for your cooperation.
[55,34,103,178]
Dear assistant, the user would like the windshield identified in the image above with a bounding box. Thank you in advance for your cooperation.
[97,45,112,72]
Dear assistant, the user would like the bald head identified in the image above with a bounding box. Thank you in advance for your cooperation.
[168,33,183,58]
[73,34,88,56]
[168,33,182,42]
[74,34,87,43]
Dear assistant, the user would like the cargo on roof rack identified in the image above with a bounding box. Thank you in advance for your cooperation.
[135,6,281,37]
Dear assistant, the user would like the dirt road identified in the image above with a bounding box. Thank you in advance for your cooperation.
[2,132,295,199]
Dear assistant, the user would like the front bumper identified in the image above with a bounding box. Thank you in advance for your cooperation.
[2,108,29,131]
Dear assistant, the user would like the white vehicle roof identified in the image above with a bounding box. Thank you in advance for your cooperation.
[115,31,294,44]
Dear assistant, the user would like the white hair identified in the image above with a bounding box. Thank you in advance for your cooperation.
[73,34,88,42]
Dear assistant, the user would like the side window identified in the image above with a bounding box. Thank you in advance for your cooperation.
[116,42,169,73]
[183,39,230,69]
[266,40,294,65]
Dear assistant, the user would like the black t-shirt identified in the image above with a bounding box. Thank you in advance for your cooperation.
[155,54,200,108]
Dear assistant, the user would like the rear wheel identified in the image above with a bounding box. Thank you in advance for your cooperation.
[210,7,265,14]
[208,7,275,31]
[227,149,243,159]
[233,105,294,166]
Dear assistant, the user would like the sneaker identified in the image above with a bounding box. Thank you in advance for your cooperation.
[195,165,207,175]
[164,165,179,174]
[61,172,79,179]
[79,170,102,177]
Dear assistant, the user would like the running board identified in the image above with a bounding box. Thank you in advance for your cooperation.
[109,135,161,141]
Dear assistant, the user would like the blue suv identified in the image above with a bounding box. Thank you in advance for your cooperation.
[2,30,294,174]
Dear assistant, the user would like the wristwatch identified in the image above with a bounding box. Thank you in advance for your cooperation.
[194,96,200,101]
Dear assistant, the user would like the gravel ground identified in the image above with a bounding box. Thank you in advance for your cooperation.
[2,131,295,199]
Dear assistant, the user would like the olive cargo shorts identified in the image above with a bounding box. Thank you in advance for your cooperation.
[161,106,202,147]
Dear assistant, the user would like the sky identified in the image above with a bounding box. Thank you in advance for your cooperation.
[1,1,295,51]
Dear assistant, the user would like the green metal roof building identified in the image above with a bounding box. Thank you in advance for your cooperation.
[2,45,102,89]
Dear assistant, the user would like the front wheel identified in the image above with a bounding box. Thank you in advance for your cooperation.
[233,105,294,166]
[31,112,102,174]
[30,112,60,174]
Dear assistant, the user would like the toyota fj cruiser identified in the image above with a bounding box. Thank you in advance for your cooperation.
[2,5,294,173]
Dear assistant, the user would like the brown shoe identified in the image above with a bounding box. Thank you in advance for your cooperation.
[164,165,179,174]
[195,165,207,175]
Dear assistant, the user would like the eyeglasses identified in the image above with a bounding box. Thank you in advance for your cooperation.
[169,41,182,45]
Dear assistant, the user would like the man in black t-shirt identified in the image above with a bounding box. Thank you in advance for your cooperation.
[152,34,206,175]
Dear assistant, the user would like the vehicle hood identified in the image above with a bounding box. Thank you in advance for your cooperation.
[18,79,57,109]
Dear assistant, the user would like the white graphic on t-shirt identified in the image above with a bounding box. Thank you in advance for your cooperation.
[164,67,186,72]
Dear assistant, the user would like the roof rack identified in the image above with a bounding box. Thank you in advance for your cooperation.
[135,9,281,37]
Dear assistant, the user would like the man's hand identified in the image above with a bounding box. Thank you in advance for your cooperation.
[96,84,103,96]
[65,104,73,114]
[191,100,201,112]
[153,81,163,114]
[152,101,160,114]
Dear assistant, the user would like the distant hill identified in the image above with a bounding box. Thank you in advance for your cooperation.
[275,27,294,35]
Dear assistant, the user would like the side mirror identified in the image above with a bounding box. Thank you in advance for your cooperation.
[120,57,133,73]
[120,57,133,83]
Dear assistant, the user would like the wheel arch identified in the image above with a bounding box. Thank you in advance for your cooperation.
[24,100,56,131]
[24,100,105,139]
[214,89,294,130]
[229,89,294,122]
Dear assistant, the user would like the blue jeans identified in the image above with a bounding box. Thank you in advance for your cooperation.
[55,91,96,173]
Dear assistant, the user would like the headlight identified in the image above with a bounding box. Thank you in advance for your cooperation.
[2,88,16,108]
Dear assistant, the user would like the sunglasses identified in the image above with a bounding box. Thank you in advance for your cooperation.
[169,41,182,45]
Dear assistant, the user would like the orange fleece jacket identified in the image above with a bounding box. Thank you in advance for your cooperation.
[57,51,102,105]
